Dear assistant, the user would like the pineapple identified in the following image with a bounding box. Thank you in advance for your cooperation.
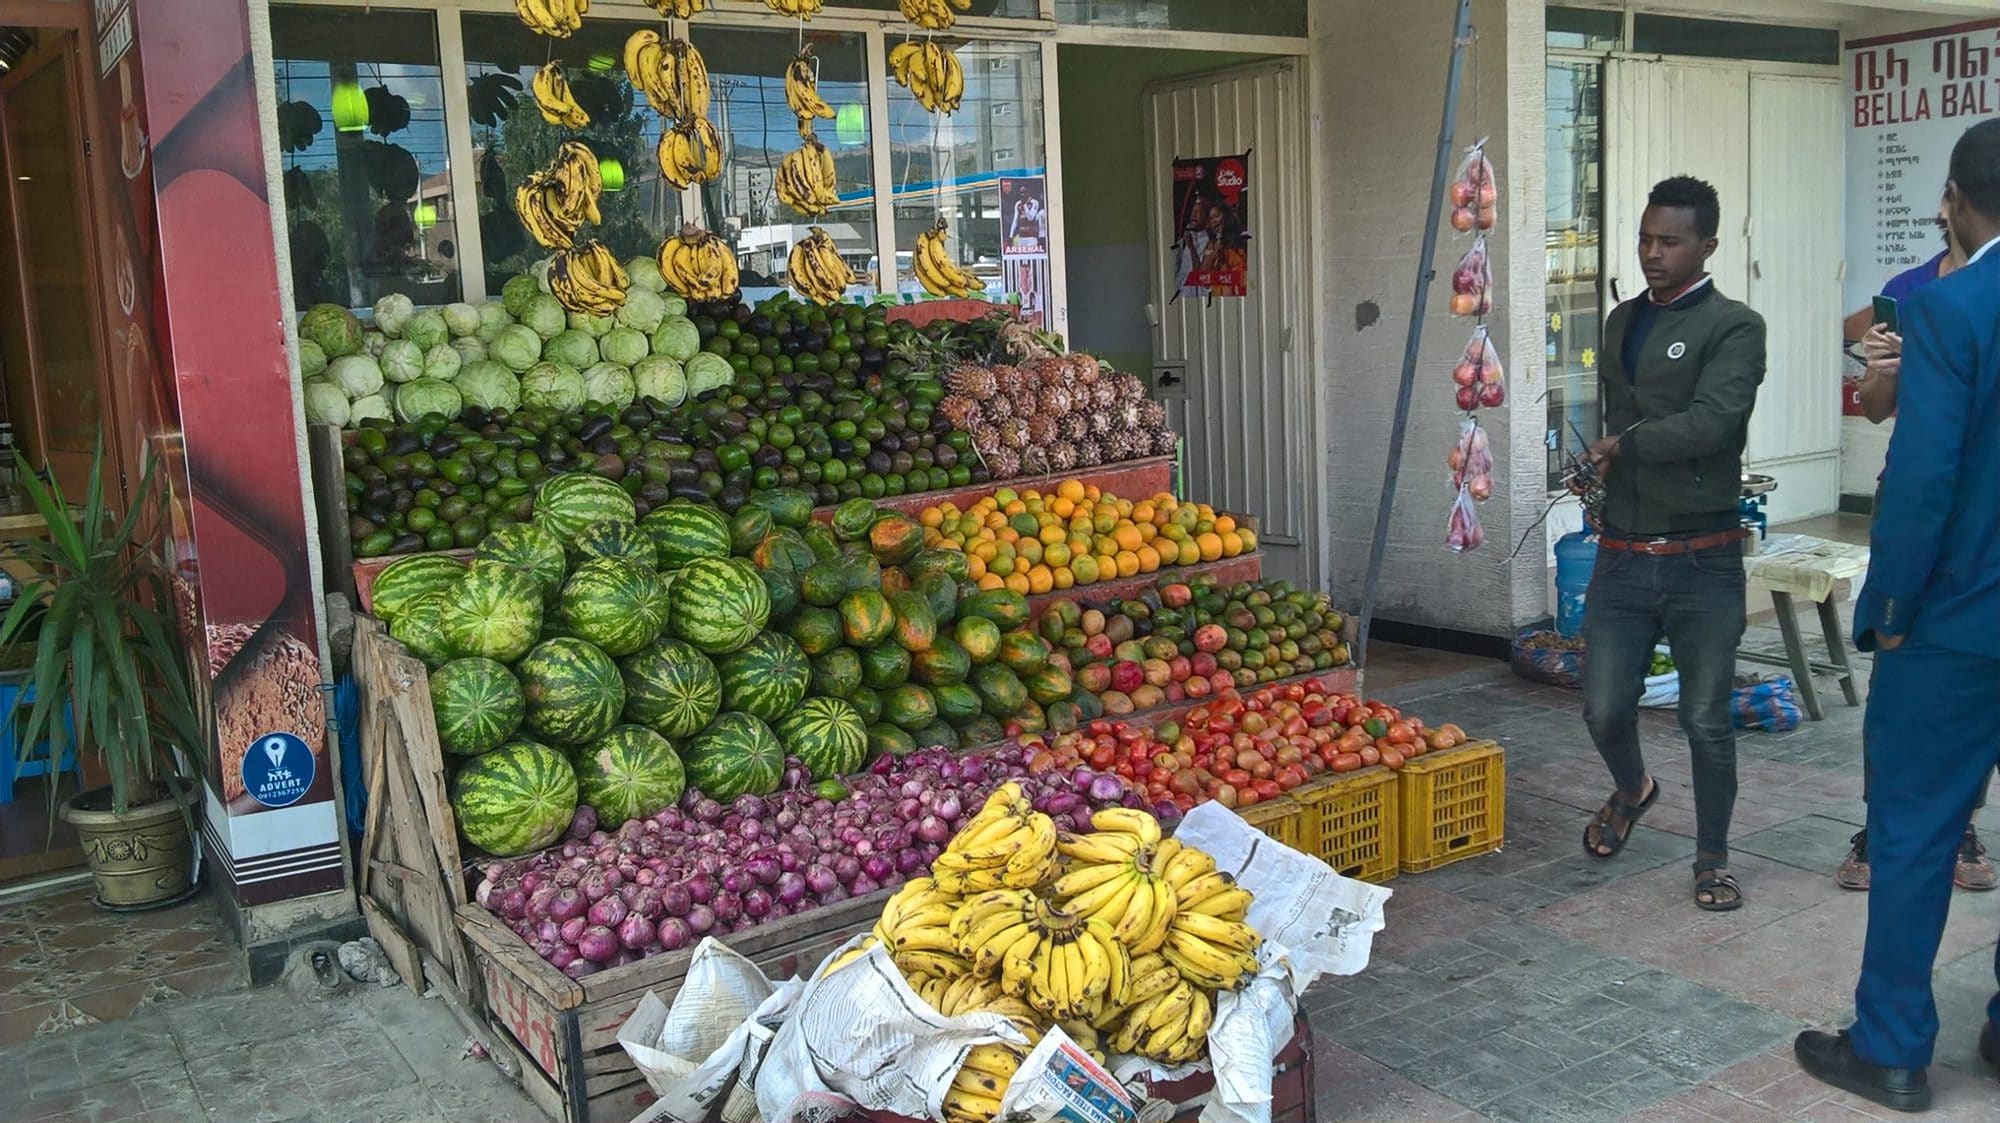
[985,394,1014,422]
[947,366,998,399]
[986,447,1022,479]
[971,424,1002,456]
[1089,382,1118,411]
[1059,414,1090,442]
[939,395,982,430]
[1115,374,1146,403]
[1076,439,1104,466]
[1117,401,1142,432]
[993,365,1027,400]
[1034,359,1065,386]
[1049,445,1078,473]
[1001,417,1030,450]
[1139,400,1167,428]
[1069,353,1100,385]
[1149,427,1179,456]
[1021,447,1050,476]
[1026,416,1058,448]
[1089,411,1114,437]
[1039,386,1074,417]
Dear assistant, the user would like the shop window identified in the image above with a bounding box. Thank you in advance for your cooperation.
[889,40,1045,312]
[1546,7,1621,51]
[461,14,689,298]
[272,6,461,310]
[1545,59,1602,492]
[683,27,879,303]
[835,0,1040,18]
[1053,0,1306,37]
[1631,15,1839,66]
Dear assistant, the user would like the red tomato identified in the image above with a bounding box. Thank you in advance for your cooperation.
[1358,746,1382,767]
[1089,745,1115,768]
[1331,752,1364,773]
[1213,784,1239,809]
[1380,749,1406,770]
[1386,721,1417,747]
[1222,768,1253,788]
[1253,779,1282,800]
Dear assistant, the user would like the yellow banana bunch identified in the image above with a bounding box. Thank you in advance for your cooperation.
[945,1042,1024,1123]
[625,32,711,121]
[532,61,591,128]
[1017,902,1126,1022]
[1175,868,1253,922]
[658,118,723,188]
[514,141,603,249]
[889,40,965,114]
[657,223,740,301]
[1051,846,1176,956]
[900,0,966,31]
[818,935,879,978]
[913,218,984,298]
[671,39,713,119]
[785,49,836,128]
[1107,978,1211,1065]
[643,0,705,16]
[764,0,824,17]
[1160,917,1261,993]
[775,138,841,218]
[931,784,1055,894]
[788,228,854,306]
[548,240,628,316]
[515,0,584,38]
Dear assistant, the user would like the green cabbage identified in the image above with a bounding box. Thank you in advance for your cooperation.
[456,361,521,412]
[349,394,394,425]
[685,351,735,398]
[477,300,514,342]
[424,343,463,381]
[395,378,465,423]
[404,310,449,351]
[581,362,636,410]
[380,339,425,383]
[501,275,540,317]
[442,302,481,337]
[298,339,328,379]
[615,287,668,333]
[624,257,666,294]
[302,378,351,428]
[492,324,544,372]
[326,354,385,398]
[364,330,389,357]
[372,293,416,337]
[300,303,364,358]
[661,294,687,318]
[633,355,687,407]
[650,316,701,363]
[568,311,616,338]
[600,326,649,367]
[451,336,488,364]
[543,329,599,369]
[522,294,566,340]
[521,362,586,413]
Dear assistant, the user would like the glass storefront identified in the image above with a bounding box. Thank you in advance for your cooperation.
[1544,58,1602,492]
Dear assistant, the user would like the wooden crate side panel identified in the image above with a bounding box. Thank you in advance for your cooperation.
[479,948,576,1093]
[309,423,357,601]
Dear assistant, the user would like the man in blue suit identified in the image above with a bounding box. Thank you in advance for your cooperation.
[1795,118,2000,1113]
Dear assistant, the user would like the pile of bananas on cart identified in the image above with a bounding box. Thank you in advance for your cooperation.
[824,785,1264,1123]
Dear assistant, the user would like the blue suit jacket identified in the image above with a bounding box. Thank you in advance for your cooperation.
[1856,246,2000,655]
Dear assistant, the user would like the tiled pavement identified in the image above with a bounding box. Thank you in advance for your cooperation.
[7,620,2000,1121]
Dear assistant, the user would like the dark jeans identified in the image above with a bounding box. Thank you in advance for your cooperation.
[1581,543,1747,859]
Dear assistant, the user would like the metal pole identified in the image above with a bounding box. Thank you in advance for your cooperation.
[1356,0,1476,663]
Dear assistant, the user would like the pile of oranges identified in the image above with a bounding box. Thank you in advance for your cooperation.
[919,480,1257,595]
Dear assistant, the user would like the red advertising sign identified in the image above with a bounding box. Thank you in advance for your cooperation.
[1170,151,1251,300]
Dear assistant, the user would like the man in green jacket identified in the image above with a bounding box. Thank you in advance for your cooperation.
[1575,176,1767,912]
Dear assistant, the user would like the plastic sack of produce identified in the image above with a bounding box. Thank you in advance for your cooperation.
[1447,417,1494,500]
[1449,234,1493,318]
[1732,674,1804,733]
[1446,485,1484,552]
[621,939,797,1123]
[1637,646,1679,710]
[1448,137,1498,233]
[1453,325,1506,412]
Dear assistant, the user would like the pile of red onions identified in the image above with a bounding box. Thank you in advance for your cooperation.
[473,746,1170,977]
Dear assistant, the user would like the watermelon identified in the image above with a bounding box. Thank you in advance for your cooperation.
[889,592,937,653]
[882,684,937,732]
[390,591,456,669]
[682,712,784,799]
[912,637,972,687]
[574,519,659,571]
[748,486,814,530]
[811,648,863,699]
[533,473,637,540]
[840,590,895,647]
[558,559,668,657]
[789,606,845,656]
[716,631,810,722]
[970,663,1028,719]
[620,639,722,738]
[574,726,684,827]
[955,617,1003,663]
[372,555,468,622]
[775,697,869,780]
[519,637,625,746]
[859,644,910,690]
[450,741,577,856]
[669,558,770,653]
[474,523,568,600]
[430,657,525,756]
[643,501,732,570]
[438,565,544,663]
[729,506,775,555]
[867,723,916,758]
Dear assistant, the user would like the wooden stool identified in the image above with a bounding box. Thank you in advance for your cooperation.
[1737,534,1869,722]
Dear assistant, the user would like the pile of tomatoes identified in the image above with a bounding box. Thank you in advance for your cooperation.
[1017,681,1474,815]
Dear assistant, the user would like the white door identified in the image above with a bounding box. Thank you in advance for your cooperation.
[1143,61,1316,589]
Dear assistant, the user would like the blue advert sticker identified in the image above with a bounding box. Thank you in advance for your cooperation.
[242,732,315,808]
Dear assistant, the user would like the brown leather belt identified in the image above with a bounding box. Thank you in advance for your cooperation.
[1598,527,1750,555]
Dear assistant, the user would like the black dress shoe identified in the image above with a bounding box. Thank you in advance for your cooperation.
[1795,1030,1931,1113]
[1980,1021,2000,1079]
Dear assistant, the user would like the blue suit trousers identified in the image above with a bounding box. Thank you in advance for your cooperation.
[1851,640,2000,1069]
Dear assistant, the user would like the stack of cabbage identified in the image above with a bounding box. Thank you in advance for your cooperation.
[296,257,715,430]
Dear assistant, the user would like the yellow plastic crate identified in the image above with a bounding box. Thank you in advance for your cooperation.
[1236,794,1305,851]
[1292,767,1399,884]
[1398,740,1506,873]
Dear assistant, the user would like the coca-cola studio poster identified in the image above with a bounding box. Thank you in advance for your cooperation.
[1170,152,1250,300]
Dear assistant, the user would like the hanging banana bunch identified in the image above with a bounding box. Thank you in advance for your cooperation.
[515,0,585,37]
[913,217,982,298]
[889,40,965,114]
[658,118,723,188]
[643,0,705,17]
[764,0,824,17]
[775,137,840,217]
[514,141,604,250]
[900,0,967,31]
[658,224,739,302]
[549,241,629,316]
[788,228,855,306]
[624,31,711,121]
[785,48,836,134]
[532,61,590,128]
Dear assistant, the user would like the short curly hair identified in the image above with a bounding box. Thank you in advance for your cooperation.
[1647,176,1721,239]
[1949,119,2000,218]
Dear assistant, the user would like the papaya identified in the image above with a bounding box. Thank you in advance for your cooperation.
[1024,665,1074,707]
[790,606,845,656]
[1011,701,1047,734]
[843,555,885,596]
[957,715,1006,747]
[753,528,815,577]
[1072,689,1105,721]
[955,616,1003,664]
[1045,700,1082,734]
[911,637,972,687]
[840,589,895,647]
[868,514,925,567]
[917,574,958,625]
[849,685,884,725]
[758,565,800,625]
[907,549,970,586]
[960,589,1031,630]
[801,522,842,562]
[971,663,1028,719]
[910,719,959,750]
[800,559,849,607]
[889,591,938,653]
[868,723,916,758]
[883,684,938,732]
[997,632,1051,677]
[859,643,911,690]
[751,486,814,529]
[811,648,864,698]
[932,682,983,725]
[730,506,775,555]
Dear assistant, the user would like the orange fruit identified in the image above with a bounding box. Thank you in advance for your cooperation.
[1113,525,1143,552]
[1057,479,1086,503]
[1027,566,1054,595]
[1004,572,1032,596]
[1115,550,1141,578]
[1045,542,1072,568]
[1137,545,1161,572]
[1221,531,1244,556]
[1197,532,1224,562]
[1214,515,1237,535]
[920,508,943,529]
[1053,567,1075,590]
[977,573,1005,591]
[966,554,988,580]
[1238,528,1259,552]
[1071,554,1101,585]
[1176,539,1202,566]
[1051,497,1075,520]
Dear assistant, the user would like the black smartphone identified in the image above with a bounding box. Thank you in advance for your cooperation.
[1873,294,1900,335]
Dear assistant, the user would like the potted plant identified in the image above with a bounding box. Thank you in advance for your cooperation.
[4,439,207,909]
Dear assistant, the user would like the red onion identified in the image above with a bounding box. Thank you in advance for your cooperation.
[896,848,926,874]
[782,761,811,789]
[631,887,663,920]
[775,807,800,831]
[734,794,770,820]
[712,893,742,924]
[805,864,838,896]
[549,945,579,970]
[851,874,880,896]
[935,794,963,821]
[833,855,861,884]
[589,896,628,929]
[578,925,620,963]
[609,949,638,968]
[567,805,599,842]
[745,855,781,886]
[548,888,587,923]
[743,889,772,919]
[767,901,791,921]
[776,871,806,906]
[818,884,849,905]
[658,917,692,950]
[659,883,692,917]
[685,904,715,935]
[559,916,588,944]
[563,960,599,979]
[1089,776,1126,803]
[685,873,715,905]
[915,816,949,844]
[618,914,656,951]
[498,884,530,920]
[554,868,581,888]
[694,798,724,823]
[581,871,611,903]
[534,919,562,945]
[862,855,894,883]
[476,879,496,908]
[722,871,750,895]
[521,871,546,892]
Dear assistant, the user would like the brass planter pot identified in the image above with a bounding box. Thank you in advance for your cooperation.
[60,783,197,910]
